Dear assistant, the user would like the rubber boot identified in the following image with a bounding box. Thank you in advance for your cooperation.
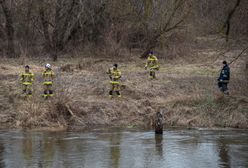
[22,89,26,95]
[27,90,32,98]
[116,91,121,98]
[43,90,48,99]
[109,90,113,99]
[49,90,54,97]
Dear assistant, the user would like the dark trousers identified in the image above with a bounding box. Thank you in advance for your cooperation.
[109,90,121,96]
[218,81,228,93]
[150,71,155,78]
[43,84,54,97]
[22,84,32,95]
[109,83,121,97]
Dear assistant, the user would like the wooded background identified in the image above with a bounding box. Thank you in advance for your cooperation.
[0,0,247,60]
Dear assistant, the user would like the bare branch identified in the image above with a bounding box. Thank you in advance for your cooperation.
[229,46,248,65]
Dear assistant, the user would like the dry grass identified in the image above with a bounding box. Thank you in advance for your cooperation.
[0,50,248,129]
[164,93,248,128]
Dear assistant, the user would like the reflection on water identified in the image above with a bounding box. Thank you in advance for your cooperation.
[0,140,5,168]
[109,132,121,168]
[155,134,163,157]
[22,133,33,161]
[0,129,247,168]
[217,137,230,168]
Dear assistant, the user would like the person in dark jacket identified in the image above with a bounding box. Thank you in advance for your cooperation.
[218,61,230,94]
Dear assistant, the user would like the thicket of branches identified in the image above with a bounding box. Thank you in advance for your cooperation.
[0,0,247,60]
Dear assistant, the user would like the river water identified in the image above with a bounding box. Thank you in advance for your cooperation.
[0,128,247,168]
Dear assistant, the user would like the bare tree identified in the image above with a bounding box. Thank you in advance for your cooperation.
[39,0,84,61]
[0,0,247,59]
[21,0,34,52]
[39,0,52,51]
[0,0,15,57]
[221,0,241,41]
[139,0,190,58]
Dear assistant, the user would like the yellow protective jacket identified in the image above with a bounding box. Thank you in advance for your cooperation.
[107,68,121,84]
[145,55,159,69]
[20,72,34,85]
[42,69,55,85]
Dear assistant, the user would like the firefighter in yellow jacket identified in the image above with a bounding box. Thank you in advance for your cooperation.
[20,65,34,97]
[42,63,55,98]
[145,51,159,79]
[107,64,122,98]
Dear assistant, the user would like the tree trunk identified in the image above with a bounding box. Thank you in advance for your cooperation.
[24,0,33,51]
[59,0,76,48]
[245,60,248,82]
[0,0,15,57]
[39,0,51,51]
[144,0,153,19]
[51,0,64,61]
[51,0,81,61]
[222,0,241,42]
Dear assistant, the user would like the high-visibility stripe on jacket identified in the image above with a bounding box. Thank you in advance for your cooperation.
[20,72,34,85]
[146,55,159,69]
[42,70,55,83]
[110,81,120,84]
[107,68,121,81]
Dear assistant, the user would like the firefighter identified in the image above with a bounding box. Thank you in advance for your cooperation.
[218,61,230,95]
[20,65,34,97]
[107,64,122,98]
[42,63,55,98]
[145,51,159,79]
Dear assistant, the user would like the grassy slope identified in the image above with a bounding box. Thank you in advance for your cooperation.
[0,36,248,129]
[0,50,248,130]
